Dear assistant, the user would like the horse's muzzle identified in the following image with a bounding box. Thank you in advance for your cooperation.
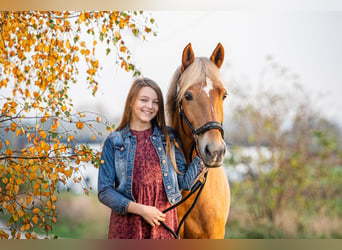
[200,139,226,168]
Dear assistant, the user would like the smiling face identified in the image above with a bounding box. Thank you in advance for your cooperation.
[130,86,159,130]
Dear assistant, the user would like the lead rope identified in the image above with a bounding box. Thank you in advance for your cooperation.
[160,171,208,239]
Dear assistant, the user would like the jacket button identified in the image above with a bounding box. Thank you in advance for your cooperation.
[162,160,166,164]
[172,199,175,203]
[164,173,168,177]
[120,147,124,151]
[167,185,171,190]
[158,147,162,151]
[152,136,156,140]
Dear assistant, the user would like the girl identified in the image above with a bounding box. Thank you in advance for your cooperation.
[98,77,204,239]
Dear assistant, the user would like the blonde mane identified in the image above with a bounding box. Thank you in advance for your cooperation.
[166,57,223,126]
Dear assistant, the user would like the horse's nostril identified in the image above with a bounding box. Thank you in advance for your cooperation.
[205,145,211,157]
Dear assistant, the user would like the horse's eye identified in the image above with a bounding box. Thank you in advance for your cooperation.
[222,92,228,100]
[184,92,193,101]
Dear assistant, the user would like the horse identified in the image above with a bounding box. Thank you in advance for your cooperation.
[166,43,230,239]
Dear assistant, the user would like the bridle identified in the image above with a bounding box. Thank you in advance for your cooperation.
[160,98,225,239]
[179,99,224,161]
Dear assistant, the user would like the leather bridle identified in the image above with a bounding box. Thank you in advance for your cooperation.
[179,100,224,161]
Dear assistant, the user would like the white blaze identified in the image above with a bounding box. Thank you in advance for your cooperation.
[203,77,215,115]
[203,77,213,97]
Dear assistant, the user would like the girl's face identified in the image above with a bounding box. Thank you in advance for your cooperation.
[130,86,159,128]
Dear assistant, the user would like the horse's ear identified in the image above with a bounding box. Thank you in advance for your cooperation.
[181,43,195,73]
[210,43,224,68]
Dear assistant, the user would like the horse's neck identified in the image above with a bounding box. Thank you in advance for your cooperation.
[173,118,194,166]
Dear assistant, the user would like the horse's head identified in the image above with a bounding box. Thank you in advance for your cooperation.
[167,43,227,168]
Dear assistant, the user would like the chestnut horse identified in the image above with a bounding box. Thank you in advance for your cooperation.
[166,43,230,239]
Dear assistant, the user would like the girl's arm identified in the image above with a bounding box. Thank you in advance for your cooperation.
[97,137,131,215]
[127,202,166,227]
[173,139,206,190]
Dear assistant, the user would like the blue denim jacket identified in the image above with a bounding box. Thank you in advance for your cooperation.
[97,124,205,215]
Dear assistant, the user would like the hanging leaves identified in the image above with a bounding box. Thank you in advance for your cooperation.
[0,10,157,239]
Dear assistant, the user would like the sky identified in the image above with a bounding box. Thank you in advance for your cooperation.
[70,10,342,126]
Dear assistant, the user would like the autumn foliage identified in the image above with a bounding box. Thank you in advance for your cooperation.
[0,11,156,238]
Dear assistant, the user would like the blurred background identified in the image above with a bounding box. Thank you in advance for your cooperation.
[55,11,342,238]
[1,10,342,238]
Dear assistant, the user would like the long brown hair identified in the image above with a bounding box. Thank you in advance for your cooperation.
[116,77,178,172]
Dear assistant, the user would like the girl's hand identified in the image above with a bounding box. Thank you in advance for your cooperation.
[140,205,166,227]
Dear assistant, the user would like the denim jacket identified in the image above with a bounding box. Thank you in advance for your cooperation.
[97,124,205,215]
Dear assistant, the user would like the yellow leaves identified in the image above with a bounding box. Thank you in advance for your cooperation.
[114,31,121,40]
[5,148,13,157]
[68,135,74,142]
[87,68,96,76]
[41,116,49,123]
[50,173,58,181]
[0,78,9,88]
[33,183,40,190]
[6,204,14,213]
[17,210,24,218]
[40,141,50,153]
[32,216,39,225]
[46,200,52,210]
[32,208,40,215]
[80,49,90,56]
[2,177,8,184]
[64,169,72,178]
[25,232,31,239]
[120,46,127,53]
[16,178,22,185]
[91,59,99,69]
[24,89,30,98]
[0,11,156,239]
[76,121,84,130]
[38,129,47,139]
[27,133,34,142]
[10,122,17,132]
[51,195,57,202]
[26,195,33,205]
[16,128,21,136]
[79,12,86,22]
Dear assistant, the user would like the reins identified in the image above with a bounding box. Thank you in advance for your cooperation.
[160,99,224,239]
[161,171,208,239]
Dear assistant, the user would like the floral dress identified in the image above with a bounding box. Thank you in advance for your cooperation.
[108,127,178,239]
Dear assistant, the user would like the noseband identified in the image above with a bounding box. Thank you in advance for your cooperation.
[179,100,224,160]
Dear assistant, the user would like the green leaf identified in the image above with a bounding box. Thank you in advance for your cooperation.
[99,32,104,42]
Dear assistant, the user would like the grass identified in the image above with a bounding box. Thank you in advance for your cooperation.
[52,191,110,239]
[2,190,341,239]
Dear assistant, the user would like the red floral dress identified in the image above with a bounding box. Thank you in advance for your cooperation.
[108,127,178,239]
